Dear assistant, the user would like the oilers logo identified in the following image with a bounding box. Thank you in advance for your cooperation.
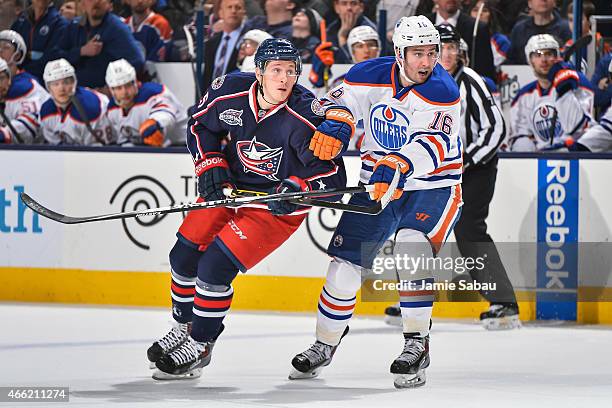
[236,136,283,181]
[532,103,562,143]
[369,104,409,151]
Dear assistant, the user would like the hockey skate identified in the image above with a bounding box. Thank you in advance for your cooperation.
[147,322,190,369]
[289,327,349,380]
[480,303,521,330]
[152,325,223,380]
[384,303,402,327]
[390,334,430,389]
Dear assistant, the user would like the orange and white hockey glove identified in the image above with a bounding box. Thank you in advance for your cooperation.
[309,106,355,160]
[140,119,164,147]
[368,153,413,201]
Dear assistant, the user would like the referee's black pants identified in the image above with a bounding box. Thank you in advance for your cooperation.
[453,156,518,305]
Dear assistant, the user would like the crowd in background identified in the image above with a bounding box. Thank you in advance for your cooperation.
[0,0,610,148]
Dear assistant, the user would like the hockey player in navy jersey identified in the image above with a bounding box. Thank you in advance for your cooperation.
[148,38,347,380]
[105,59,187,147]
[290,15,463,388]
[509,34,594,151]
[0,30,49,144]
[39,59,113,145]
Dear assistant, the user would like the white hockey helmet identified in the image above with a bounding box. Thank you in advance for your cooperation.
[0,30,27,65]
[392,16,440,62]
[105,59,137,88]
[347,25,381,63]
[524,34,559,64]
[241,29,272,46]
[43,58,76,85]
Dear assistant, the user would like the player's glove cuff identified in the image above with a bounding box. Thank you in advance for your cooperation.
[194,152,229,177]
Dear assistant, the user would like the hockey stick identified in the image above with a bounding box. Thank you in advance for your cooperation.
[0,101,24,143]
[20,169,400,224]
[547,34,593,147]
[70,95,106,145]
[471,1,484,71]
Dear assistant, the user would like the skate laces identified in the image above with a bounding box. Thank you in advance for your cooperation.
[157,324,189,352]
[301,341,333,364]
[169,338,206,366]
[397,337,426,364]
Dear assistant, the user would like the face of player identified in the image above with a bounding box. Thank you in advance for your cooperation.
[238,39,258,62]
[0,41,17,65]
[401,45,439,84]
[0,71,10,100]
[334,0,363,19]
[440,42,460,73]
[529,49,558,79]
[351,40,379,63]
[47,77,76,106]
[129,0,153,14]
[469,1,491,24]
[110,82,139,108]
[527,0,555,14]
[218,0,246,31]
[256,60,298,105]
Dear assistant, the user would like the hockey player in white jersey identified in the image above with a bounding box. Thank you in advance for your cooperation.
[39,59,113,145]
[0,30,49,144]
[509,34,594,151]
[290,16,463,388]
[105,59,188,147]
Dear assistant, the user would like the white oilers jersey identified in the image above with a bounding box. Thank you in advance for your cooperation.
[107,82,187,146]
[509,74,594,151]
[322,57,462,190]
[576,108,612,152]
[1,71,49,143]
[39,87,112,145]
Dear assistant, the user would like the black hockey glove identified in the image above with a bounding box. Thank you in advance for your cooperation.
[195,152,234,201]
[267,176,310,215]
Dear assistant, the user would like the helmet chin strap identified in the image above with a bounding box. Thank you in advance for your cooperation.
[257,78,278,107]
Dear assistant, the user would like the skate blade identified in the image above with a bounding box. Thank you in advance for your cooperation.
[288,366,324,380]
[393,372,426,389]
[384,314,402,327]
[482,315,521,331]
[152,368,202,381]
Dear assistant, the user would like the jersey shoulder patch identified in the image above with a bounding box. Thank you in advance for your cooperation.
[134,82,164,104]
[411,64,460,105]
[512,80,538,106]
[71,87,103,122]
[344,56,395,86]
[6,72,36,100]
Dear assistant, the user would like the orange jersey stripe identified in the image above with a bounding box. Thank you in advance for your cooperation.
[319,294,355,311]
[194,296,233,309]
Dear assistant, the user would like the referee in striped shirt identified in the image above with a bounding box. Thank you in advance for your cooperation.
[437,23,520,329]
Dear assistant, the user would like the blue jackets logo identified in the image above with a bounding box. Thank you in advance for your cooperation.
[532,103,562,142]
[369,104,409,150]
[237,137,283,181]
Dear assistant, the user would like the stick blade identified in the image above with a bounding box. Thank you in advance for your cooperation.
[20,193,89,224]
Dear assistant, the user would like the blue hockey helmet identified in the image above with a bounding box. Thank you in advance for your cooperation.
[254,38,302,75]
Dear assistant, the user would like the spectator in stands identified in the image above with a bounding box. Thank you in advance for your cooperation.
[248,0,301,39]
[236,29,271,72]
[469,0,510,72]
[106,58,187,146]
[39,58,113,145]
[201,0,248,92]
[505,0,571,65]
[10,0,68,82]
[591,53,611,116]
[291,7,322,63]
[425,0,496,80]
[59,1,79,20]
[0,0,21,31]
[376,0,419,41]
[0,31,50,144]
[56,0,145,90]
[326,0,376,64]
[565,1,611,58]
[125,0,173,62]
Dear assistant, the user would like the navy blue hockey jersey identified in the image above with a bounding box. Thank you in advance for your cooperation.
[187,72,346,193]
